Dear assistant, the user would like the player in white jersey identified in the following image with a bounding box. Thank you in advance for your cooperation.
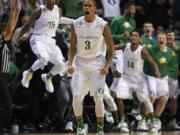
[18,0,74,93]
[67,1,115,134]
[114,31,160,133]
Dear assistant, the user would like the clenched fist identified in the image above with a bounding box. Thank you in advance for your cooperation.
[68,66,75,74]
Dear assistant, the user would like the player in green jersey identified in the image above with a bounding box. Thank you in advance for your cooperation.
[109,3,136,127]
[110,2,136,45]
[144,32,174,132]
[167,31,180,130]
[141,22,157,48]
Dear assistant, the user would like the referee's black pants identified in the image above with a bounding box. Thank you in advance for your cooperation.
[0,73,13,129]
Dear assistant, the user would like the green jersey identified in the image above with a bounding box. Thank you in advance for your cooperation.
[110,16,136,44]
[144,45,173,78]
[141,34,157,48]
[61,0,83,18]
[167,43,180,79]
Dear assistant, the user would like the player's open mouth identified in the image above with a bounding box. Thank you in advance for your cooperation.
[85,11,89,15]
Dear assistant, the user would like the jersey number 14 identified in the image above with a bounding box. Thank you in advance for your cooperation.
[127,60,134,69]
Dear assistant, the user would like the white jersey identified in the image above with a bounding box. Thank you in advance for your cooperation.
[123,43,144,77]
[100,0,121,17]
[73,15,107,68]
[33,5,60,37]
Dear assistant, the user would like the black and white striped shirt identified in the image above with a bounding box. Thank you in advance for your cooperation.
[0,34,10,73]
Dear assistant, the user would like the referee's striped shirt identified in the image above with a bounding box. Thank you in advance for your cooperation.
[0,34,10,73]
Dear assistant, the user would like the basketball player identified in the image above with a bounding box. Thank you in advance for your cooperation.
[109,3,136,122]
[18,0,74,93]
[0,0,21,133]
[167,31,180,129]
[67,0,115,134]
[141,21,157,48]
[144,32,174,132]
[114,31,160,133]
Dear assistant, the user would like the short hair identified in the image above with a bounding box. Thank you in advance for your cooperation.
[143,21,153,26]
[157,32,167,38]
[166,29,174,34]
[82,0,96,6]
[124,1,135,9]
[131,29,142,36]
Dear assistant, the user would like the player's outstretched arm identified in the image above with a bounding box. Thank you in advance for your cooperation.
[102,24,115,75]
[115,44,126,51]
[3,0,21,41]
[59,8,74,24]
[141,47,161,78]
[17,8,41,42]
[67,24,77,74]
[59,17,74,24]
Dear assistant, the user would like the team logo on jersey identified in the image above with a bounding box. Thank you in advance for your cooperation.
[159,57,167,64]
[147,44,152,48]
[96,88,104,97]
[123,21,131,28]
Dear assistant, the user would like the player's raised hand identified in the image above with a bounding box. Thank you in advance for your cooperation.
[68,66,75,74]
[11,0,21,11]
[101,67,109,75]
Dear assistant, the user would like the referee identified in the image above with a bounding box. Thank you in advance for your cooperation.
[0,0,21,132]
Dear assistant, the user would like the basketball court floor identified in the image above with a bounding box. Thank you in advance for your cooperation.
[18,131,180,135]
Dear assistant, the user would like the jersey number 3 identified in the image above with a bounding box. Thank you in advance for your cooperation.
[84,40,91,50]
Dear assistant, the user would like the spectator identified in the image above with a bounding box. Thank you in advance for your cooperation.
[110,1,136,44]
[99,0,122,23]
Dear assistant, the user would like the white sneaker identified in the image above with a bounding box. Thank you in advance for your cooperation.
[137,119,148,131]
[169,119,180,130]
[41,74,54,93]
[118,121,129,133]
[96,131,104,135]
[157,119,161,131]
[105,109,114,124]
[131,108,142,121]
[150,121,159,133]
[65,121,73,132]
[21,70,33,88]
[77,126,88,135]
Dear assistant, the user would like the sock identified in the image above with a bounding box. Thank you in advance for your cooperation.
[77,117,84,129]
[97,120,104,132]
[151,116,158,123]
[119,115,126,122]
[112,111,119,126]
[28,68,34,73]
[47,73,53,79]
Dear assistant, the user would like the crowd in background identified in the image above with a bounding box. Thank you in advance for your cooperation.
[0,0,180,133]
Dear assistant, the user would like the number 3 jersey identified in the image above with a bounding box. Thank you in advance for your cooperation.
[123,43,144,77]
[33,5,60,37]
[73,15,107,68]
